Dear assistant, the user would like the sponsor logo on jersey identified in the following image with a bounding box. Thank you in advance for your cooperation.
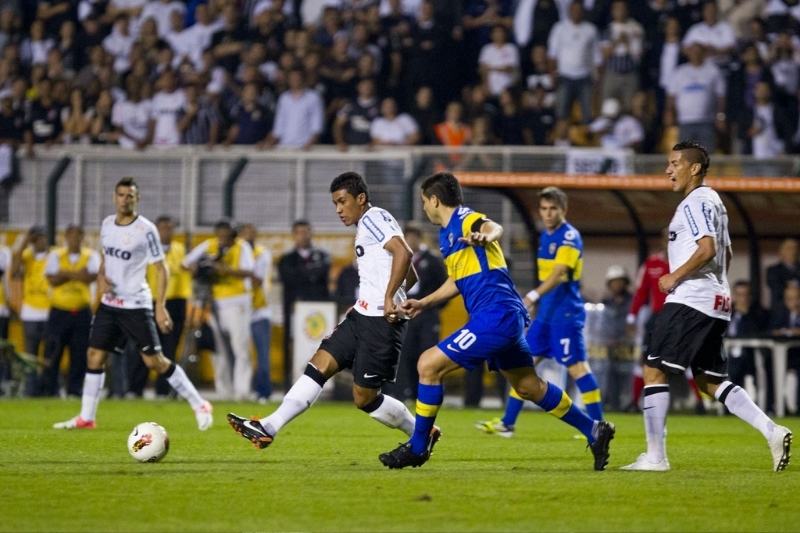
[669,231,677,241]
[355,245,365,257]
[104,247,132,260]
[357,299,369,311]
[713,294,731,313]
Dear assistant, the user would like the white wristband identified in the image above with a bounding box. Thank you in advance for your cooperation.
[626,313,636,325]
[525,289,540,303]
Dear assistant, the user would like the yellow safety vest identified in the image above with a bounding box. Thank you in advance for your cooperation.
[206,238,247,300]
[147,241,191,300]
[50,247,93,311]
[22,248,50,311]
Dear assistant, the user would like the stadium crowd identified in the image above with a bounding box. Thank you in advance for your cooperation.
[0,0,798,156]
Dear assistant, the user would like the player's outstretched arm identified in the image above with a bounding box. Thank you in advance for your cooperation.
[401,277,459,319]
[460,219,503,247]
[525,263,569,306]
[658,236,716,293]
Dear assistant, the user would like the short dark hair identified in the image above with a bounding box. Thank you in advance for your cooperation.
[155,215,174,225]
[404,221,423,237]
[292,219,311,231]
[214,218,235,232]
[420,172,463,207]
[673,140,710,178]
[329,172,370,202]
[115,176,138,191]
[733,280,751,290]
[538,186,568,210]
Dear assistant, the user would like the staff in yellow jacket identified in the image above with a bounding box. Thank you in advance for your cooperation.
[183,219,254,400]
[41,225,100,396]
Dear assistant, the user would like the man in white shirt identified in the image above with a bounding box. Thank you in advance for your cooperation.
[682,0,736,65]
[370,97,420,146]
[140,0,185,37]
[622,141,792,473]
[547,0,598,141]
[103,14,134,74]
[149,69,186,146]
[54,177,212,431]
[112,76,152,150]
[589,98,644,150]
[227,172,423,456]
[263,68,323,149]
[750,81,785,158]
[666,43,725,153]
[601,0,643,106]
[479,25,520,96]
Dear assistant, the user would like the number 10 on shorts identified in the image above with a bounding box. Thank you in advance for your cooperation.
[453,329,477,350]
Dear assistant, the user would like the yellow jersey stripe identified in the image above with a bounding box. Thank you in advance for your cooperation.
[444,247,483,281]
[461,212,485,238]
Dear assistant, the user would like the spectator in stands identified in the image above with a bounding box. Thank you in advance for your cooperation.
[434,101,471,147]
[407,0,446,102]
[769,284,800,415]
[478,25,519,96]
[0,240,9,345]
[522,84,556,145]
[111,78,149,148]
[333,258,358,315]
[370,96,420,146]
[24,77,63,155]
[495,89,531,145]
[524,44,555,101]
[239,222,273,403]
[183,219,254,400]
[61,87,92,144]
[149,68,185,146]
[102,14,133,74]
[141,0,185,38]
[601,0,643,106]
[89,89,119,144]
[512,0,562,53]
[589,97,644,151]
[682,0,736,65]
[320,34,357,104]
[767,238,800,312]
[10,226,51,396]
[769,31,799,150]
[41,224,98,397]
[334,77,380,150]
[726,279,771,411]
[226,82,272,146]
[665,42,725,153]
[749,81,785,158]
[21,19,53,67]
[383,222,447,401]
[409,85,439,145]
[179,82,221,147]
[211,5,247,74]
[56,19,79,73]
[278,220,330,384]
[728,43,772,154]
[548,0,598,144]
[264,68,324,149]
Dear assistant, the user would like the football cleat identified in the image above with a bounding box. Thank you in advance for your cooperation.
[379,426,441,469]
[53,416,96,430]
[475,417,514,438]
[589,420,615,471]
[768,425,792,472]
[194,401,213,431]
[227,412,273,449]
[620,453,671,472]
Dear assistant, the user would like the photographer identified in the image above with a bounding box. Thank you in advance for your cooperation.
[183,219,254,400]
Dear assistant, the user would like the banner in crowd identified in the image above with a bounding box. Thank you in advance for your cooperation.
[292,301,337,387]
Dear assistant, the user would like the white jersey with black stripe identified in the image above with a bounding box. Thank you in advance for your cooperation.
[99,214,165,309]
[666,185,731,320]
[352,206,404,317]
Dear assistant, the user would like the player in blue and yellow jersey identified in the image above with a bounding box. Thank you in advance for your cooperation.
[379,173,614,470]
[478,187,604,438]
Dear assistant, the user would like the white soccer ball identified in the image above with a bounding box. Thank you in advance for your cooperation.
[127,422,169,463]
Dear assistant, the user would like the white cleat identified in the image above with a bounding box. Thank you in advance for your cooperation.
[53,415,96,430]
[195,401,213,431]
[768,425,792,472]
[621,453,670,472]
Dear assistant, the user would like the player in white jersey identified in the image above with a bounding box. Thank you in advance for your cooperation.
[54,177,213,431]
[227,172,435,456]
[622,141,792,472]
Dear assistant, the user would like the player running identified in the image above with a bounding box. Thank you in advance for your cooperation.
[379,172,614,470]
[54,177,213,431]
[227,172,425,451]
[477,187,604,438]
[622,141,792,472]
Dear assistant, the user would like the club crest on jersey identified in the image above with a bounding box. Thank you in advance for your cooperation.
[448,233,454,247]
[548,242,557,255]
[564,229,576,241]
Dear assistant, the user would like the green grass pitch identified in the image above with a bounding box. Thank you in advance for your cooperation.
[0,399,797,532]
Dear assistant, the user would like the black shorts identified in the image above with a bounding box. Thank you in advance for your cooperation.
[89,304,162,355]
[319,310,407,389]
[639,312,658,364]
[645,303,728,379]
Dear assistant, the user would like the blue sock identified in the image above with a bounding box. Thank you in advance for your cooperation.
[409,383,443,455]
[501,388,524,427]
[576,373,604,421]
[535,382,596,443]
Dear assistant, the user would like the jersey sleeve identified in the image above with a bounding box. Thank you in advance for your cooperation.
[460,211,488,238]
[682,196,717,240]
[86,250,101,274]
[144,225,165,264]
[362,209,403,246]
[182,240,210,267]
[553,230,581,269]
[239,241,255,271]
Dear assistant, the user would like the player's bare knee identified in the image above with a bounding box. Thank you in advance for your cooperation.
[309,350,338,378]
[643,364,668,385]
[417,350,443,382]
[352,386,379,409]
[86,348,106,370]
[567,362,589,380]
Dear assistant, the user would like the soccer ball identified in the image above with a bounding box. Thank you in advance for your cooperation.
[127,422,169,463]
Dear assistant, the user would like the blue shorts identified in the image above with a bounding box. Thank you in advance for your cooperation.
[438,310,534,371]
[526,319,587,367]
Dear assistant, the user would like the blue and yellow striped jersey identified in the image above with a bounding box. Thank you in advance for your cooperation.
[536,222,585,324]
[439,206,527,317]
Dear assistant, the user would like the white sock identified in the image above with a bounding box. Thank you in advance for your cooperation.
[260,375,322,436]
[79,371,105,421]
[643,385,669,463]
[166,365,205,410]
[715,380,775,440]
[367,394,415,436]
